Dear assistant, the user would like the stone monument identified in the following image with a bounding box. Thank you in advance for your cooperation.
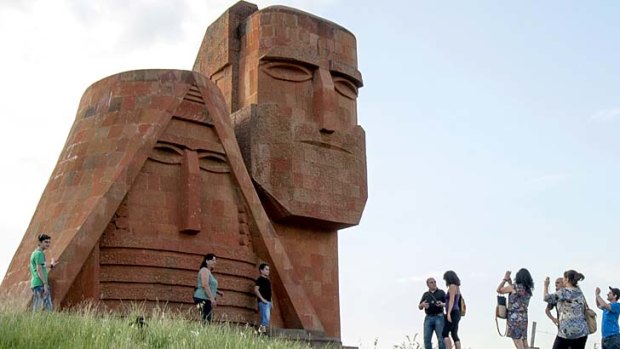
[1,1,366,342]
[193,3,367,338]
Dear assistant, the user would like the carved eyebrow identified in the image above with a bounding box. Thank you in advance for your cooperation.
[331,71,362,89]
[330,60,363,87]
[260,56,317,69]
[149,142,184,165]
[153,142,183,154]
[260,47,319,67]
[197,151,227,161]
[197,151,230,173]
[332,76,358,100]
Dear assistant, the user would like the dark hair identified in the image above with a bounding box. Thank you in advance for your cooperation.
[515,268,534,296]
[259,263,269,271]
[443,270,461,286]
[38,234,51,242]
[564,269,585,287]
[199,253,216,269]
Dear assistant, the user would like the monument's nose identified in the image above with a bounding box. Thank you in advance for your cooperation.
[313,67,340,134]
[179,149,201,234]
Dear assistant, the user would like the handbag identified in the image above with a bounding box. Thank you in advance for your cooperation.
[584,300,597,334]
[496,295,507,319]
[495,295,507,336]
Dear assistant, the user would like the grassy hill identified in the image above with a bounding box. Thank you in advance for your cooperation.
[0,302,316,349]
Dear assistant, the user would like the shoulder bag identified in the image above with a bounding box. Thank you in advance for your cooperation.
[584,299,597,334]
[495,294,507,336]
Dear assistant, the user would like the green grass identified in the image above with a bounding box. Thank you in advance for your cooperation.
[0,301,314,349]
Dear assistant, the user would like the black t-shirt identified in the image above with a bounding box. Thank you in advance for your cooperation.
[255,276,272,302]
[420,289,446,315]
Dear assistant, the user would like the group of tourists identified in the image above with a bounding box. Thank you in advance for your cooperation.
[29,234,620,347]
[29,235,274,333]
[418,268,620,349]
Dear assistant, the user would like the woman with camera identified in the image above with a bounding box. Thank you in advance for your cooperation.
[497,269,534,349]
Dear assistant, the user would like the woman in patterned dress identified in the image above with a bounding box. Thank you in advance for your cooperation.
[497,268,534,349]
[544,270,589,349]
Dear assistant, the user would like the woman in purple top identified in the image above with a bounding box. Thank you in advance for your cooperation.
[442,270,462,349]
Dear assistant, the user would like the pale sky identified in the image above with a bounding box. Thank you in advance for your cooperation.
[1,1,620,348]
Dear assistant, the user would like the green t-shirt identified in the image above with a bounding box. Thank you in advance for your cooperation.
[30,249,48,288]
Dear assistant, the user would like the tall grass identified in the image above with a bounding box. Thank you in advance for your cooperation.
[0,300,314,349]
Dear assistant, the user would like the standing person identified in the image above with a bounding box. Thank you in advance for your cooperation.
[254,263,272,333]
[544,270,589,349]
[595,286,620,349]
[419,277,446,349]
[497,269,534,349]
[442,270,462,349]
[546,277,564,327]
[193,253,220,323]
[30,233,58,311]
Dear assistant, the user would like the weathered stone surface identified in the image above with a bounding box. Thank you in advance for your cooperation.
[2,1,366,343]
[0,70,270,322]
[194,2,367,338]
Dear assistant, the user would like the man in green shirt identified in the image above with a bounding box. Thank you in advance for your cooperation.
[30,234,57,311]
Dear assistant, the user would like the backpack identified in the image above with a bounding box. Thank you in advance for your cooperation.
[459,294,466,317]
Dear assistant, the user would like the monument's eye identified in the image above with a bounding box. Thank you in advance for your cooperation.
[333,77,358,100]
[262,62,313,82]
[149,143,183,164]
[198,152,230,173]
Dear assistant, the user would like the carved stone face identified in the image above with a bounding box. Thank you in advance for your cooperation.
[148,115,231,235]
[98,96,256,321]
[234,7,367,227]
[128,107,251,248]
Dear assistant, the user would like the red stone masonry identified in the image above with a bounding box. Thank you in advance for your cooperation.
[1,69,324,331]
[194,2,368,338]
[2,1,368,342]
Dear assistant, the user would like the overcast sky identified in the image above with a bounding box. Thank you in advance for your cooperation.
[2,1,620,348]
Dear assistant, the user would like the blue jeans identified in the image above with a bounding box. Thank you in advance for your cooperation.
[603,334,620,349]
[32,286,52,311]
[424,314,445,349]
[258,301,271,326]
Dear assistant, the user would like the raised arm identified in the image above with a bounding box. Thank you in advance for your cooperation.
[543,277,550,301]
[497,270,514,294]
[595,287,610,310]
